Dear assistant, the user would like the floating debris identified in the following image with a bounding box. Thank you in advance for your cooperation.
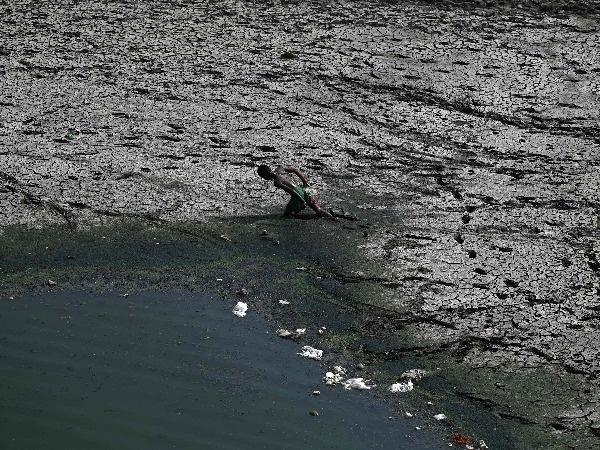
[434,413,447,421]
[276,328,305,340]
[309,410,319,417]
[298,345,322,360]
[451,433,472,446]
[312,390,320,396]
[333,365,346,374]
[295,267,307,271]
[323,366,346,385]
[276,328,293,338]
[389,381,414,393]
[232,302,248,317]
[219,234,231,242]
[278,300,290,305]
[324,371,343,385]
[405,412,413,418]
[342,378,374,390]
[401,369,429,381]
[317,326,326,335]
[47,279,57,286]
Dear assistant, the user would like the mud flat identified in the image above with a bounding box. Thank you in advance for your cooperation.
[1,0,600,448]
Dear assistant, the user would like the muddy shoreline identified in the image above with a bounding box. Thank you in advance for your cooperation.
[1,0,600,448]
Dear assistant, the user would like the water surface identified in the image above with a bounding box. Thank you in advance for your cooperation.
[0,290,447,450]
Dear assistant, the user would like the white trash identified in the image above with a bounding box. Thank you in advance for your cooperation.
[389,380,414,393]
[323,366,347,386]
[401,369,428,381]
[324,371,342,385]
[333,365,346,374]
[232,302,248,317]
[298,346,323,360]
[276,328,305,339]
[278,300,290,305]
[434,413,447,421]
[342,378,374,390]
[276,329,293,338]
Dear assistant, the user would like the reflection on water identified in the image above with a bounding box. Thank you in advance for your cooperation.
[0,291,445,450]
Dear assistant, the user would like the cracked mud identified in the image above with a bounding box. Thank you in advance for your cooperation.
[1,0,599,448]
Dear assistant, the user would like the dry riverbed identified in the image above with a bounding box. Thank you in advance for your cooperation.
[1,0,599,448]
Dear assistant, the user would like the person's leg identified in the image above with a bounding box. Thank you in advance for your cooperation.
[307,196,333,218]
[283,200,295,217]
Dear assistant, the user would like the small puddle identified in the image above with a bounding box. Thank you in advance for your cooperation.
[0,290,448,450]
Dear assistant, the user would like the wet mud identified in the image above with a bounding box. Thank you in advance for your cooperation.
[1,0,599,448]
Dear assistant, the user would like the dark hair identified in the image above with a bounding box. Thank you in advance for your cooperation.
[257,164,272,179]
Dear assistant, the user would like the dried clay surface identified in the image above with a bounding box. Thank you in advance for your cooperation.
[1,0,599,446]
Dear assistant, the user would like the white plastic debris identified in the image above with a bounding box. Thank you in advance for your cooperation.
[232,302,248,317]
[312,390,321,396]
[478,440,488,449]
[278,300,290,305]
[317,326,326,335]
[276,328,305,339]
[295,267,307,271]
[333,365,346,374]
[389,380,414,393]
[401,369,429,381]
[324,371,343,385]
[342,378,374,390]
[426,401,433,405]
[415,426,422,430]
[405,412,413,418]
[276,329,293,338]
[298,346,322,360]
[434,413,447,421]
[323,366,347,385]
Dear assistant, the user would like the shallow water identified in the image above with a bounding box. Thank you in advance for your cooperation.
[0,290,447,450]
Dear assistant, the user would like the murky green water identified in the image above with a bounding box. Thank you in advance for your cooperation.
[0,290,446,450]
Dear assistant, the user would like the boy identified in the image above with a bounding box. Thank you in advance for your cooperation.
[257,165,333,218]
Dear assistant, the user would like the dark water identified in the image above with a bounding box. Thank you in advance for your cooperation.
[0,290,447,450]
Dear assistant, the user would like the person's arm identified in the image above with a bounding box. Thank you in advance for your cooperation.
[284,167,308,186]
